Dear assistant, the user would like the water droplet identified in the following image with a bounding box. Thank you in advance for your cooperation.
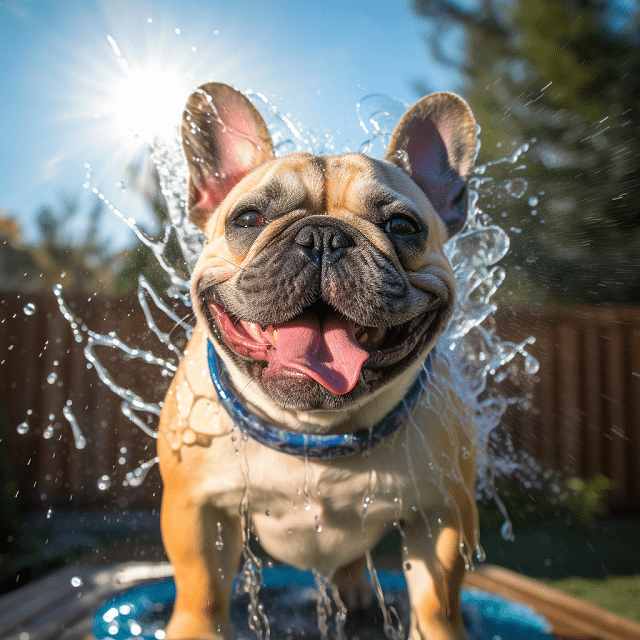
[265,509,271,516]
[70,576,83,587]
[524,353,540,375]
[47,372,57,384]
[502,178,528,198]
[97,475,112,491]
[23,303,36,315]
[528,196,539,207]
[475,543,487,563]
[17,422,29,435]
[500,520,515,542]
[46,508,52,519]
[388,149,411,173]
[43,425,55,439]
[215,522,224,549]
[315,524,322,532]
[404,562,412,570]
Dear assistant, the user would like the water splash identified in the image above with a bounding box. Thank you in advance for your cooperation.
[357,94,409,158]
[124,457,160,487]
[360,473,405,640]
[312,570,347,640]
[237,502,270,640]
[365,549,405,640]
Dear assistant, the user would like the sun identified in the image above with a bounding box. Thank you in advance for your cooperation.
[106,35,193,146]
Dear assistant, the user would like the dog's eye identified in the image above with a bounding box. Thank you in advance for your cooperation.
[235,211,264,228]
[384,217,418,235]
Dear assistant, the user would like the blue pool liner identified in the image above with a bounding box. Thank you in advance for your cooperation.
[94,566,553,640]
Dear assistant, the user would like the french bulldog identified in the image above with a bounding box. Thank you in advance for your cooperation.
[158,82,479,640]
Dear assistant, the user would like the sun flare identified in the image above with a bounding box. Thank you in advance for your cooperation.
[106,35,193,145]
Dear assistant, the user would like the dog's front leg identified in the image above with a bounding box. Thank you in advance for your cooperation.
[162,490,242,640]
[402,508,469,640]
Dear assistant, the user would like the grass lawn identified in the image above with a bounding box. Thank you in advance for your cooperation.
[537,574,640,622]
[477,516,640,623]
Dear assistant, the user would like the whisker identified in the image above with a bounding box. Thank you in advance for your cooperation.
[218,255,247,272]
[354,398,375,432]
[239,377,255,396]
[168,312,196,339]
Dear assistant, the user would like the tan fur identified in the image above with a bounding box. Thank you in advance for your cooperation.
[160,84,478,640]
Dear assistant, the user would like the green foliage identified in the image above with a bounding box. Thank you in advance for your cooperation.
[479,472,612,535]
[414,0,640,305]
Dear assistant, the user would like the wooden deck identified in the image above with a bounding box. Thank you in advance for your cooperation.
[1,562,639,640]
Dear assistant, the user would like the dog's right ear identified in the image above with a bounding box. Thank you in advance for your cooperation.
[182,83,274,231]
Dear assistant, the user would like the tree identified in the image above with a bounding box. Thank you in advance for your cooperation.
[414,0,640,305]
[0,160,185,294]
[0,198,120,293]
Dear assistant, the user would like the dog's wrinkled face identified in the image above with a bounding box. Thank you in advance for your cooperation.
[184,84,477,410]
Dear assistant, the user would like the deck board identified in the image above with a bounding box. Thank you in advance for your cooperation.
[1,562,639,640]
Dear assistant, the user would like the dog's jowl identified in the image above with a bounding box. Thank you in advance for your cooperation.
[158,82,479,640]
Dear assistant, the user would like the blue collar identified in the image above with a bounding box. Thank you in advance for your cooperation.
[207,340,431,459]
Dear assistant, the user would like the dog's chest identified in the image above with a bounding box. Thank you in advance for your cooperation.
[208,439,438,574]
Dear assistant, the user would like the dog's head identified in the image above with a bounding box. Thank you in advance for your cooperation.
[184,83,476,411]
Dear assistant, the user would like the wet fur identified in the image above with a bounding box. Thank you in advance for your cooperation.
[159,83,479,640]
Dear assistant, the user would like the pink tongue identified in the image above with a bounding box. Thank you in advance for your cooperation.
[274,311,369,395]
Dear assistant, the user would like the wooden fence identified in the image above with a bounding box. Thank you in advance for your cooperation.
[494,306,640,508]
[1,293,639,511]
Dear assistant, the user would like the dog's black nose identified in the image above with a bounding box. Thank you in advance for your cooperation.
[294,224,353,265]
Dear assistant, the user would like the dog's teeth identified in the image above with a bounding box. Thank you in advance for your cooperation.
[244,322,266,343]
[356,332,369,346]
[264,325,277,346]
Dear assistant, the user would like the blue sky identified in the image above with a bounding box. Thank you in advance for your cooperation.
[1,0,462,250]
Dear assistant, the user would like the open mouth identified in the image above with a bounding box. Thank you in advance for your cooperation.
[204,300,437,396]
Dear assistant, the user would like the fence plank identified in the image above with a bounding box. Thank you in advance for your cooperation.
[584,325,602,478]
[556,324,582,475]
[533,317,558,470]
[629,328,640,505]
[603,324,628,499]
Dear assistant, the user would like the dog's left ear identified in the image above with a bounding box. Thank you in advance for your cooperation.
[182,82,274,231]
[386,92,477,237]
